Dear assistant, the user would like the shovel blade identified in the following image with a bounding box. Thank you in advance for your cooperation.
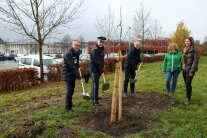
[129,78,137,83]
[81,92,91,100]
[102,83,110,91]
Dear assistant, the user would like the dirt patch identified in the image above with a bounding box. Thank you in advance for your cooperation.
[58,125,79,138]
[76,92,178,137]
[9,119,46,138]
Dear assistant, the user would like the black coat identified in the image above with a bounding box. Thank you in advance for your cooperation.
[183,46,200,74]
[89,44,104,75]
[124,46,141,71]
[61,48,81,81]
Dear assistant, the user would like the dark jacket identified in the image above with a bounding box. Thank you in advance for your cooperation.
[61,48,81,81]
[124,46,141,70]
[89,44,104,75]
[183,46,200,74]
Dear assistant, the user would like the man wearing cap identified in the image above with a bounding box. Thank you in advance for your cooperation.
[89,36,106,106]
[61,40,83,112]
[123,40,142,97]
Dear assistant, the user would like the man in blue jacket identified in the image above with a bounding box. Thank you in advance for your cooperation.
[123,41,142,96]
[89,36,106,106]
[61,40,83,112]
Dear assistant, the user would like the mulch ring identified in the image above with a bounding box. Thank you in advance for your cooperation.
[76,92,178,137]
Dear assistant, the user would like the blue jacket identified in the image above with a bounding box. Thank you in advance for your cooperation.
[124,46,141,71]
[89,44,104,75]
[61,48,81,81]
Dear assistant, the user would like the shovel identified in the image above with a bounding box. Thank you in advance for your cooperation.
[78,68,90,100]
[130,63,142,83]
[102,73,110,91]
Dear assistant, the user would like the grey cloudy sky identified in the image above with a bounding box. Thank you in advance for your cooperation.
[1,0,207,43]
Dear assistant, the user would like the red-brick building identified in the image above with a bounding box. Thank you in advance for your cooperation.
[86,39,168,55]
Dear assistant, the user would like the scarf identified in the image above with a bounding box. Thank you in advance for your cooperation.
[182,46,189,69]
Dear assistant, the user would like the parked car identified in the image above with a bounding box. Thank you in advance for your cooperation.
[0,53,5,61]
[14,54,26,62]
[143,53,153,57]
[105,53,119,59]
[79,54,90,61]
[18,55,57,81]
[43,53,63,59]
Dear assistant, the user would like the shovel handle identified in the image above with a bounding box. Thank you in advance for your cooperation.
[134,63,142,80]
[81,82,86,94]
[78,68,86,94]
[78,68,82,78]
[102,73,106,83]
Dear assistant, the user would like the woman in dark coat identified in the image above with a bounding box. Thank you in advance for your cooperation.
[182,36,200,105]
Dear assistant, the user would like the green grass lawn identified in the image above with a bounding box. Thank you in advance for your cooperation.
[0,57,207,138]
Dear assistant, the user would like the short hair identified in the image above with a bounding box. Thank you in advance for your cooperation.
[134,41,141,45]
[167,43,179,52]
[72,40,81,44]
[185,36,195,46]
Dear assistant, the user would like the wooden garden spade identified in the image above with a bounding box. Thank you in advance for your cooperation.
[102,73,110,91]
[78,68,90,100]
[130,63,142,83]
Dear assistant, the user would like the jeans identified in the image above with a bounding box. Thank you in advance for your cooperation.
[91,73,100,104]
[124,68,136,94]
[165,70,180,93]
[183,70,194,99]
[65,80,76,110]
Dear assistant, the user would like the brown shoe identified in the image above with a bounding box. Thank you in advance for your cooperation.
[184,98,190,105]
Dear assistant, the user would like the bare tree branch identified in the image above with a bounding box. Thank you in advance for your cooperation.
[0,0,84,82]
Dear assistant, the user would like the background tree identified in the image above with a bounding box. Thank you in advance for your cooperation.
[77,34,85,51]
[170,21,191,49]
[96,4,116,57]
[201,41,207,55]
[95,4,115,41]
[149,19,164,54]
[0,0,84,82]
[133,2,151,57]
[62,34,72,52]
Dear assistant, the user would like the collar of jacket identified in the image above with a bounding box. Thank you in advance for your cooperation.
[95,44,104,50]
[186,45,194,53]
[70,47,80,54]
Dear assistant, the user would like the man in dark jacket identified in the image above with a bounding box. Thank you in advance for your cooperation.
[123,41,142,96]
[89,36,106,106]
[61,40,83,112]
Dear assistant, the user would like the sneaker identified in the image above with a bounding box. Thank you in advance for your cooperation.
[66,109,73,112]
[123,93,127,97]
[93,103,102,106]
[72,104,79,108]
[184,98,190,105]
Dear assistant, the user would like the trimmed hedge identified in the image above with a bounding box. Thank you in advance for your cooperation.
[0,68,38,93]
[48,55,164,82]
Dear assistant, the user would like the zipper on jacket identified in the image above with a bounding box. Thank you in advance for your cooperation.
[171,54,174,72]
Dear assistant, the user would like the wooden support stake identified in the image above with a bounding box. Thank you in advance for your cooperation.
[118,61,122,121]
[110,62,120,124]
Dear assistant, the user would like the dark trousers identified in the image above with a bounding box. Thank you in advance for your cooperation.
[182,70,194,99]
[91,73,100,104]
[65,80,75,110]
[124,68,136,94]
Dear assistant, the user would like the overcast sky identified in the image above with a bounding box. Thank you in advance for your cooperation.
[0,0,207,43]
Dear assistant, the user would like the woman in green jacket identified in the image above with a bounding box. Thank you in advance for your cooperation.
[163,43,182,93]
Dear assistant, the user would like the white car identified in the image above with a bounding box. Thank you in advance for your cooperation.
[18,55,57,81]
[105,53,119,59]
[79,54,90,61]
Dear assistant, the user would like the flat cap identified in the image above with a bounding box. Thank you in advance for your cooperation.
[97,36,106,41]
